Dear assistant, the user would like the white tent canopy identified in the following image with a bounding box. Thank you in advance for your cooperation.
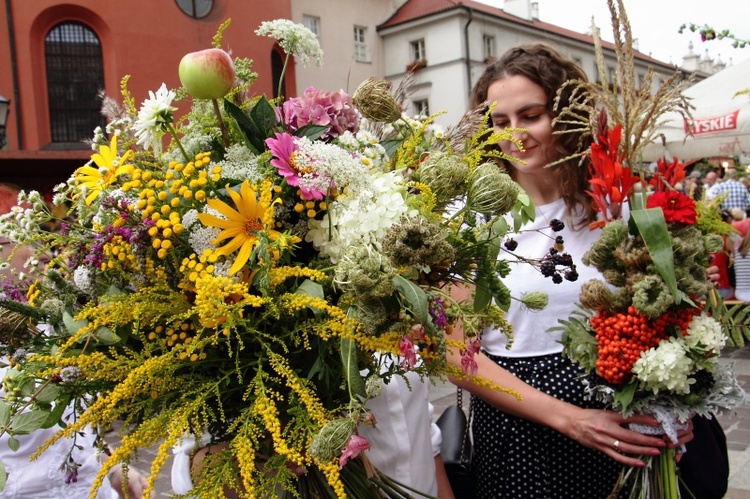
[642,57,750,162]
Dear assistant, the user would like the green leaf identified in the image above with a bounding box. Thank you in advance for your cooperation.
[6,437,19,453]
[341,336,367,398]
[223,98,261,154]
[0,460,6,492]
[492,280,511,312]
[293,124,329,141]
[34,384,60,404]
[249,96,279,137]
[473,280,491,313]
[9,410,49,435]
[295,279,325,319]
[392,275,431,330]
[0,402,9,428]
[613,381,637,411]
[380,139,402,158]
[630,208,691,306]
[94,326,120,345]
[41,393,71,429]
[62,311,87,335]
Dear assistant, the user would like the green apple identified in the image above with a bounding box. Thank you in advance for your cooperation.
[178,48,235,100]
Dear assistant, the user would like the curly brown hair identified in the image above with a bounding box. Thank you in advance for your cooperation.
[471,43,596,225]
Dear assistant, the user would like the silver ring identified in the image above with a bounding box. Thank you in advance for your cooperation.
[613,439,620,450]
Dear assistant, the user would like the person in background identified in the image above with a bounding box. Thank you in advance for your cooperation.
[704,170,718,192]
[685,169,704,201]
[707,167,750,213]
[444,44,693,499]
[0,183,146,499]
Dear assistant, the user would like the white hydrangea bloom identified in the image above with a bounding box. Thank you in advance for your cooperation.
[632,337,695,395]
[684,312,725,352]
[133,83,177,153]
[306,170,416,262]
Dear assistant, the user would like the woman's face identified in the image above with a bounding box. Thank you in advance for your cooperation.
[487,75,557,177]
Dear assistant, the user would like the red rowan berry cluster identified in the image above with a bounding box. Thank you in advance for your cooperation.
[590,305,702,385]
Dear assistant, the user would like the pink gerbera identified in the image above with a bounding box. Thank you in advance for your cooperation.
[266,133,327,200]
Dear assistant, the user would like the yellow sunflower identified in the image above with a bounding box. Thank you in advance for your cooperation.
[198,180,285,276]
[74,135,135,205]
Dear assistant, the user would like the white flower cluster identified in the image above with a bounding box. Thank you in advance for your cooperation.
[684,312,725,353]
[255,20,323,68]
[335,131,389,171]
[0,190,46,243]
[73,266,93,294]
[306,170,416,262]
[295,136,369,196]
[133,83,177,153]
[632,337,695,395]
[217,143,265,183]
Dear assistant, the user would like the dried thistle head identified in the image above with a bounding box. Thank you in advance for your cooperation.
[352,77,402,123]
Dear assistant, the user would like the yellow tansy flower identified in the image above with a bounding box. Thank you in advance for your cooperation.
[74,135,135,205]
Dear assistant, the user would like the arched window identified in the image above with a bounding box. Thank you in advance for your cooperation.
[174,0,213,18]
[271,49,285,99]
[45,22,104,146]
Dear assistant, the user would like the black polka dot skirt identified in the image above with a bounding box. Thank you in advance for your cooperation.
[470,352,621,499]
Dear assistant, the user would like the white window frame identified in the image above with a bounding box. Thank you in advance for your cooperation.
[482,34,495,60]
[413,98,429,118]
[302,15,321,41]
[410,38,426,62]
[354,25,369,62]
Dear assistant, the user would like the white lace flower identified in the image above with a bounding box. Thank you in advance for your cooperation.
[133,83,177,153]
[73,267,93,293]
[217,143,265,183]
[684,312,725,353]
[255,20,323,67]
[632,337,695,395]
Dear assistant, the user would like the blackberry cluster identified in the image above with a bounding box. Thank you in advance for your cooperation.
[539,248,578,283]
[504,238,518,251]
[690,369,716,395]
[550,218,565,232]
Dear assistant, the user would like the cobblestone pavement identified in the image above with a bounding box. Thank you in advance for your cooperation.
[105,346,750,498]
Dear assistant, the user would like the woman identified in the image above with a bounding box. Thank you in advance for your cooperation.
[447,44,692,498]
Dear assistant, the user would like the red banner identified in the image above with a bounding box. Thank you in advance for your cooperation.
[684,110,740,135]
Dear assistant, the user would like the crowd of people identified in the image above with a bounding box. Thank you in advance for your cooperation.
[2,40,744,498]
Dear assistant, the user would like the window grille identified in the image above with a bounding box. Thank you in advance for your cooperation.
[45,22,105,145]
[410,39,426,62]
[354,26,369,62]
[174,0,213,18]
[303,15,321,40]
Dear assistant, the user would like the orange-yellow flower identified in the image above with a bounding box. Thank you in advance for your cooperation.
[74,135,135,205]
[197,180,282,275]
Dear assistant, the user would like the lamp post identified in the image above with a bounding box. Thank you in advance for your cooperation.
[0,94,10,149]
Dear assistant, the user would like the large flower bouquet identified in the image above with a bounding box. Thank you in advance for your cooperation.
[557,118,747,497]
[552,2,748,497]
[0,20,552,499]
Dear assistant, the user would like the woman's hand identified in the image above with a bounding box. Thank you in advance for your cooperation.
[561,409,667,466]
[670,416,695,463]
